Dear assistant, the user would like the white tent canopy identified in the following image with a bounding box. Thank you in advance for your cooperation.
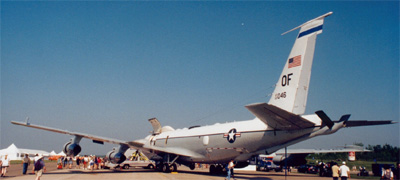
[0,143,50,160]
[57,151,66,156]
[50,150,57,156]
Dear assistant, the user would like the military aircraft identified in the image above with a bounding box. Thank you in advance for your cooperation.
[12,12,395,174]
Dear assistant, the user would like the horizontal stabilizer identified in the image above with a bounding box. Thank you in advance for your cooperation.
[275,146,370,155]
[340,120,395,127]
[245,103,315,130]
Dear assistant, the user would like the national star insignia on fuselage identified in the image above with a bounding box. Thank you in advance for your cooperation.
[224,128,241,143]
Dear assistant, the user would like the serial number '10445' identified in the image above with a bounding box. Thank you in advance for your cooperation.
[275,92,286,100]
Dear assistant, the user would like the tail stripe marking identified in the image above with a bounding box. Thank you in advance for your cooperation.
[298,25,323,38]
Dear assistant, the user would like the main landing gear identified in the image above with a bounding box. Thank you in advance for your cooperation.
[209,164,226,175]
[156,154,179,173]
[158,163,178,173]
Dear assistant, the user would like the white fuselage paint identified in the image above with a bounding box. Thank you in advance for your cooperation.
[140,117,323,164]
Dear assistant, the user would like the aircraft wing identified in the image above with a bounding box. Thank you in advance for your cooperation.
[11,121,203,158]
[11,121,129,145]
[245,103,315,130]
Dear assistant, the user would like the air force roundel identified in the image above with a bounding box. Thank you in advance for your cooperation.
[223,128,241,143]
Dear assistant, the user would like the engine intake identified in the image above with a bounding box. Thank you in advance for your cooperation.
[106,151,126,164]
[63,142,81,156]
[272,154,307,166]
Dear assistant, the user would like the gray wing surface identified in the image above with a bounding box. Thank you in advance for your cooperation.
[11,121,202,158]
[11,121,128,145]
[245,103,315,130]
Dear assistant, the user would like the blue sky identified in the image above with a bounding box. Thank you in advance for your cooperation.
[1,1,398,155]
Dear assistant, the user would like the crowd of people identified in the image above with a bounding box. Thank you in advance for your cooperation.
[1,153,400,180]
[313,160,400,180]
[0,153,109,179]
[58,155,106,170]
[327,161,400,180]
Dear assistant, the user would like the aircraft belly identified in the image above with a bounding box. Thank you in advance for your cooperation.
[148,127,315,164]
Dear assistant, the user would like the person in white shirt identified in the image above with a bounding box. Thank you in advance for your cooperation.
[1,154,10,177]
[225,160,235,180]
[339,161,350,180]
[381,166,394,180]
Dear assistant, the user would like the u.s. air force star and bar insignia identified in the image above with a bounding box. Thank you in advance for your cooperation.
[223,128,241,143]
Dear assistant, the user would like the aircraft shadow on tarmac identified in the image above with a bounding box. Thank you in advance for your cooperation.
[43,168,321,180]
[184,171,325,180]
[44,169,156,175]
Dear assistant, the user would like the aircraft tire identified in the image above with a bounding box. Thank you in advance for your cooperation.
[171,164,177,172]
[209,165,216,174]
[162,163,170,173]
[189,163,195,170]
[216,165,223,174]
[156,164,163,172]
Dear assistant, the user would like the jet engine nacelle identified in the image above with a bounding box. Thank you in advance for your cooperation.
[272,155,285,165]
[63,142,81,156]
[272,154,307,167]
[106,150,126,164]
[234,161,250,168]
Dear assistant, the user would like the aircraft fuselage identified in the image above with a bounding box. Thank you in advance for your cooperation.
[142,118,319,164]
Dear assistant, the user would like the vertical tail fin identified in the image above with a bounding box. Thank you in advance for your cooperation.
[268,12,332,115]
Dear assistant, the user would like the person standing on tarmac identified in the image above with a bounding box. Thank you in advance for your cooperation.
[381,165,394,180]
[331,162,340,180]
[34,155,46,180]
[22,154,31,175]
[339,161,350,180]
[225,160,235,180]
[1,154,10,177]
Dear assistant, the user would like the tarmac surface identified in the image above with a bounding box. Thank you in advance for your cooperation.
[2,161,372,180]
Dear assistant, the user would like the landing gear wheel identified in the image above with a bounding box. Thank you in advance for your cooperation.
[210,165,216,174]
[214,164,225,175]
[162,163,170,173]
[189,163,195,170]
[156,164,163,172]
[170,164,177,172]
[216,164,223,174]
